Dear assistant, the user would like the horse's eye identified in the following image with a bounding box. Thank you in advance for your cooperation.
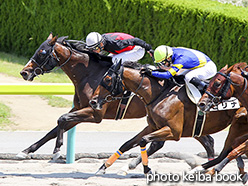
[104,76,111,86]
[213,81,221,89]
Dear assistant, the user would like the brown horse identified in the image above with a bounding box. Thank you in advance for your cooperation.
[198,62,248,112]
[19,33,214,169]
[89,60,247,175]
[197,62,248,179]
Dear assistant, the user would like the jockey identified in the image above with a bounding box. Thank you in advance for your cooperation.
[85,32,154,64]
[145,45,217,93]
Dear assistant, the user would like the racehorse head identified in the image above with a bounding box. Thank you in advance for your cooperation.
[198,62,248,112]
[20,33,64,81]
[89,60,125,110]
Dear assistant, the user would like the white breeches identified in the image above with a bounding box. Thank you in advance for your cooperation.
[109,46,145,64]
[178,61,217,83]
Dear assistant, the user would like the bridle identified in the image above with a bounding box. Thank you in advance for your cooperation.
[100,65,145,104]
[30,41,72,77]
[204,71,247,107]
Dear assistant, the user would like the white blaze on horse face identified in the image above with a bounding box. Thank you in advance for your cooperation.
[24,60,33,68]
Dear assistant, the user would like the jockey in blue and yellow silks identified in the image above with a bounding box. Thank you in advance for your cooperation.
[146,45,217,93]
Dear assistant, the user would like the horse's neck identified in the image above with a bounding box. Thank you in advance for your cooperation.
[229,71,248,110]
[54,43,108,88]
[123,68,166,105]
[235,77,248,109]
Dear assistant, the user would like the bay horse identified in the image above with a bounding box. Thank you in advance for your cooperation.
[19,33,215,170]
[89,60,248,175]
[196,62,248,180]
[198,62,248,112]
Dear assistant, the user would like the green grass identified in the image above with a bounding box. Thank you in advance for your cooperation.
[40,95,72,108]
[0,102,12,129]
[0,52,71,83]
[0,52,73,109]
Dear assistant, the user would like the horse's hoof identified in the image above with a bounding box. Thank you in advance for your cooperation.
[128,157,141,170]
[145,169,155,175]
[52,151,61,161]
[205,168,215,176]
[16,151,28,159]
[242,172,248,184]
[95,168,105,175]
[188,166,206,174]
[117,165,129,176]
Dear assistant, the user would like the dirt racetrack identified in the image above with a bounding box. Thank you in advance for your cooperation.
[0,158,245,186]
[0,73,246,186]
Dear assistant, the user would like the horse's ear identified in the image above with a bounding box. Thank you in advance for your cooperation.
[220,65,228,72]
[47,32,53,40]
[114,59,122,72]
[49,35,58,45]
[223,65,228,70]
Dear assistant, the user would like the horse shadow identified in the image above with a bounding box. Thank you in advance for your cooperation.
[0,171,145,180]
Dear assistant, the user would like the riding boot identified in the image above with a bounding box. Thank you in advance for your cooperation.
[189,77,207,94]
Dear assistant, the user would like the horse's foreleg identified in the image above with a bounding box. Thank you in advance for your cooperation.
[16,126,58,158]
[129,135,215,170]
[53,112,83,155]
[96,126,153,175]
[214,139,248,174]
[195,135,215,160]
[128,141,165,170]
[53,107,105,158]
[191,118,248,174]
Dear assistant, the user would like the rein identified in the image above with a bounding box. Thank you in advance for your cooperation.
[103,71,146,103]
[49,43,73,73]
[219,71,248,100]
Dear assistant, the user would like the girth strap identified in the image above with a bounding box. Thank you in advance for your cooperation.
[115,91,135,120]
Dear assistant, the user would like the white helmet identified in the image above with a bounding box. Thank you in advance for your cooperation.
[86,32,103,49]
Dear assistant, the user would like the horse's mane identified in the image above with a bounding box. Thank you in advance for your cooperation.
[56,36,113,68]
[123,61,144,69]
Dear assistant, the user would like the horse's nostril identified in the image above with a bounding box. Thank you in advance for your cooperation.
[89,100,97,107]
[20,71,27,77]
[198,102,206,109]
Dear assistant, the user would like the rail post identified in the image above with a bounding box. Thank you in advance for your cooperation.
[0,83,76,163]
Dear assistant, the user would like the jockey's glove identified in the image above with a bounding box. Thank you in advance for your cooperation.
[140,67,153,77]
[148,49,154,55]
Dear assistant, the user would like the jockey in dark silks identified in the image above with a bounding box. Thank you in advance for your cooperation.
[85,32,154,63]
